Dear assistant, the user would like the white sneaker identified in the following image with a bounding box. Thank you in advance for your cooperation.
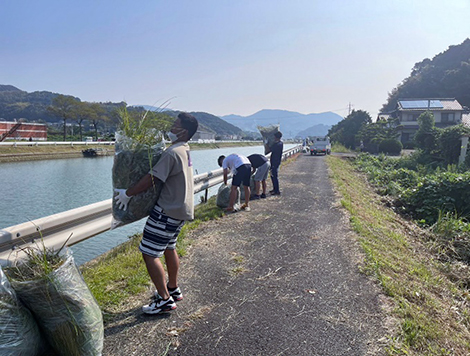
[142,295,176,314]
[154,286,183,302]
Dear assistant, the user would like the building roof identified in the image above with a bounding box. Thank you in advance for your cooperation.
[397,98,463,111]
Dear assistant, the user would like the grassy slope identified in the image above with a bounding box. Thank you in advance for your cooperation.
[327,155,470,355]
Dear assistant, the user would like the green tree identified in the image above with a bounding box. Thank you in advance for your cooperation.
[382,38,470,111]
[328,110,372,149]
[414,111,440,154]
[48,95,80,141]
[74,102,95,141]
[88,103,107,141]
[439,124,470,165]
[358,117,401,153]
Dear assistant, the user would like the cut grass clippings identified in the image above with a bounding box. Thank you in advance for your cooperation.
[80,195,224,320]
[327,155,470,355]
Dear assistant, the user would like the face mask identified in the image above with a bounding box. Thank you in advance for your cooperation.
[167,131,178,142]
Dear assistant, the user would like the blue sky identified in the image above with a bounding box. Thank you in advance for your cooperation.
[2,0,469,118]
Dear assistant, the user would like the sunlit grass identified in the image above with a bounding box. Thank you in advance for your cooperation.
[331,142,351,153]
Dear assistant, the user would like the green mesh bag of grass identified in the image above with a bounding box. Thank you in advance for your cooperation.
[6,248,104,356]
[112,132,165,228]
[258,124,280,154]
[112,107,170,228]
[0,266,45,356]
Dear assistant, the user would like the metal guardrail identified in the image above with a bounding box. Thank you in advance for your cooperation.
[0,145,301,265]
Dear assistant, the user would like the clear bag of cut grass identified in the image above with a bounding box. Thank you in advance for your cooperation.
[112,107,170,229]
[216,183,240,208]
[258,124,280,154]
[6,248,104,356]
[240,176,256,201]
[0,266,44,356]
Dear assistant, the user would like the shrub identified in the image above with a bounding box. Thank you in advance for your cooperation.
[378,138,402,155]
[399,172,470,224]
[439,125,470,166]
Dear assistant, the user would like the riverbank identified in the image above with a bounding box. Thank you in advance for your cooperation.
[79,152,470,354]
[0,141,265,163]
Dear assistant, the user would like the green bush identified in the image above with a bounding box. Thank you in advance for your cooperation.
[378,138,402,155]
[439,125,470,166]
[399,172,470,224]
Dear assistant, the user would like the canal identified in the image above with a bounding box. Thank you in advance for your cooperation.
[0,144,296,264]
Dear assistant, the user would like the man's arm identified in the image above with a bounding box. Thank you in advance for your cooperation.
[223,169,229,185]
[126,174,161,196]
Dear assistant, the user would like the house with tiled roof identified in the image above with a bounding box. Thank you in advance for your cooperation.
[382,98,465,144]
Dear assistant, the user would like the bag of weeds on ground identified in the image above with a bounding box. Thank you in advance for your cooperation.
[258,124,280,154]
[6,248,104,356]
[0,266,45,356]
[240,176,256,201]
[216,183,240,208]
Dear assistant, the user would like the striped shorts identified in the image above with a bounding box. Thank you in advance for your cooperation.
[139,205,185,258]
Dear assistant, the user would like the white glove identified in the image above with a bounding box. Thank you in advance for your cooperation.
[114,189,132,211]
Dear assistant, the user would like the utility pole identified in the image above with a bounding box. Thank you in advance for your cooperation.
[348,102,352,116]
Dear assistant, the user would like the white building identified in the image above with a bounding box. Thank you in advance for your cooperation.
[383,99,465,144]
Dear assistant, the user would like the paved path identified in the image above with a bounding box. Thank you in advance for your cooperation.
[103,152,387,356]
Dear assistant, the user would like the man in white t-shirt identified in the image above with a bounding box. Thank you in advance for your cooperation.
[217,153,252,212]
[114,112,198,315]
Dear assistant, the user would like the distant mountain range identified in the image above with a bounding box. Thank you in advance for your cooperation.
[221,109,343,138]
[0,86,344,138]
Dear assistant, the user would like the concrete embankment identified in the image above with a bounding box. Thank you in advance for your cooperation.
[102,152,387,355]
[0,145,114,163]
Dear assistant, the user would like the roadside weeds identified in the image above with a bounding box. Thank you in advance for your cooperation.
[327,155,470,355]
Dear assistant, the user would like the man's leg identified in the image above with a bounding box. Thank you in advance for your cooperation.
[244,186,250,205]
[271,165,280,193]
[228,185,238,209]
[164,249,179,289]
[142,253,170,300]
[261,179,267,195]
[254,181,261,195]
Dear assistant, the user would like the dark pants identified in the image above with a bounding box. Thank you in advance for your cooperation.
[270,165,280,193]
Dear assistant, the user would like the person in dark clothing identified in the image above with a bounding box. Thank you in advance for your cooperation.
[265,131,283,195]
[247,153,270,199]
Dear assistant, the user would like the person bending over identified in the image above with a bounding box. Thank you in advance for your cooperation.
[218,153,252,212]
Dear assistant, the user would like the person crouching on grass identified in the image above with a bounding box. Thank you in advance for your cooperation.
[218,154,251,212]
[114,112,198,315]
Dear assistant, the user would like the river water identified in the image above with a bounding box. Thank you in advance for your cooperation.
[0,144,295,265]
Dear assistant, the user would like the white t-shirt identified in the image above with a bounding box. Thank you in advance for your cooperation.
[222,154,250,173]
[150,142,194,221]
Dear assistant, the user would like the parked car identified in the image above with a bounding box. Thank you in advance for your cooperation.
[309,136,331,155]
